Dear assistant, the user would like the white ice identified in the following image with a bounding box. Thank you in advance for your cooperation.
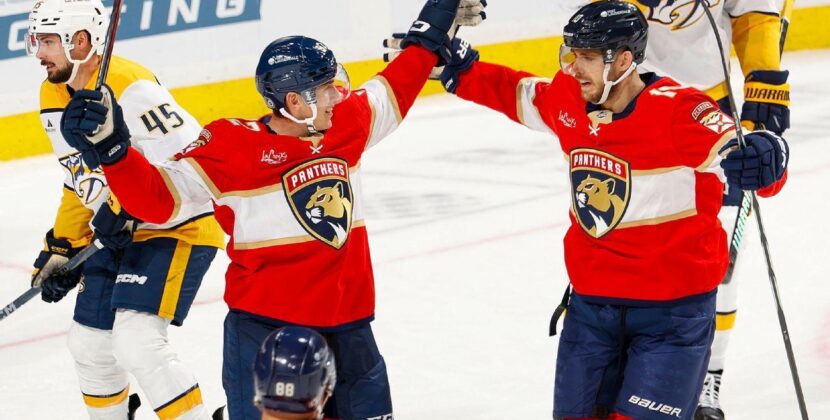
[1,50,829,419]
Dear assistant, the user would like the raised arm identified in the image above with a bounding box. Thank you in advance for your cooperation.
[439,38,558,135]
[361,0,487,148]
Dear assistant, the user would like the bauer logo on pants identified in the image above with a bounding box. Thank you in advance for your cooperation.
[570,148,630,239]
[283,157,354,249]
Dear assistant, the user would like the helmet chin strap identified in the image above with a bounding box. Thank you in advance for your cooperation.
[62,45,96,86]
[279,105,319,135]
[594,61,638,105]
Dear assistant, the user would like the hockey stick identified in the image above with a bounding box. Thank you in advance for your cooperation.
[95,0,124,90]
[722,0,795,285]
[0,239,104,321]
[697,1,809,419]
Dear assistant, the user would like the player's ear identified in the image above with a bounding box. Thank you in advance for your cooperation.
[284,92,303,115]
[617,49,633,71]
[72,30,89,48]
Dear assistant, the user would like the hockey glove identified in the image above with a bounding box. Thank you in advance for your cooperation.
[61,84,131,169]
[92,195,139,250]
[440,38,479,94]
[384,1,485,72]
[741,70,790,135]
[31,229,85,303]
[720,130,789,190]
[401,0,464,66]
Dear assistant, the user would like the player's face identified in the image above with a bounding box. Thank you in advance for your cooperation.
[33,33,73,84]
[311,82,343,131]
[569,49,607,103]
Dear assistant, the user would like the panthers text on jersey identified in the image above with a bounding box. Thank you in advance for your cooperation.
[100,46,438,328]
[39,55,224,249]
[452,61,786,303]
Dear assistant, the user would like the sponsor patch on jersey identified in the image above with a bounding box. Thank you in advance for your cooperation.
[570,148,630,239]
[697,109,734,134]
[261,149,288,165]
[283,157,354,249]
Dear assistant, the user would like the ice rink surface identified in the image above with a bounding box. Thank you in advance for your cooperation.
[1,50,829,419]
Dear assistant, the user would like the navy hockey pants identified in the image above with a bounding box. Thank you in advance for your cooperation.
[222,310,394,419]
[75,237,216,329]
[553,292,716,420]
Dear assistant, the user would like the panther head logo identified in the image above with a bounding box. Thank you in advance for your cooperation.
[283,157,354,249]
[570,149,631,238]
[576,176,626,237]
[305,182,352,247]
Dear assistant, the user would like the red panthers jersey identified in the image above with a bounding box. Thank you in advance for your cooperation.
[455,62,785,303]
[104,46,437,328]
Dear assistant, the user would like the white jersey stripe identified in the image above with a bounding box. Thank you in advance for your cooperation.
[361,75,402,150]
[516,77,555,134]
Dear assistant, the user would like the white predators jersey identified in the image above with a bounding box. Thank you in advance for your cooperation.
[632,0,783,92]
[39,55,214,232]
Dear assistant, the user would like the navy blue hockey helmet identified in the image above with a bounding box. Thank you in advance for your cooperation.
[562,1,648,65]
[253,326,336,416]
[255,36,349,111]
[559,1,648,104]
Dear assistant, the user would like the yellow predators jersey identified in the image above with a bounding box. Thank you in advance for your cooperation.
[39,55,224,248]
[627,0,783,97]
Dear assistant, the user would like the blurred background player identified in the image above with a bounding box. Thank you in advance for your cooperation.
[623,1,790,418]
[59,0,485,418]
[26,0,223,418]
[422,1,789,418]
[254,327,336,420]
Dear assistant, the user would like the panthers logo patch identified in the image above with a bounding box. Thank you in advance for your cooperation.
[570,149,631,239]
[283,157,354,249]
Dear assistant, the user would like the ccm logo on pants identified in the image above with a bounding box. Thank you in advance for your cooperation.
[628,395,682,418]
[116,274,148,285]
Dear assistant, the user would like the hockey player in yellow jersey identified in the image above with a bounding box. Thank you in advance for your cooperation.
[26,0,224,418]
[620,1,791,419]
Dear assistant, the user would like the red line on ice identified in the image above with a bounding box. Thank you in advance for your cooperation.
[0,222,566,350]
[377,222,567,265]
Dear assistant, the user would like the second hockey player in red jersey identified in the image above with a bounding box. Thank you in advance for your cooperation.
[59,0,486,418]
[430,1,789,419]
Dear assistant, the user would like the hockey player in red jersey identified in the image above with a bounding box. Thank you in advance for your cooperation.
[429,2,788,419]
[58,0,485,418]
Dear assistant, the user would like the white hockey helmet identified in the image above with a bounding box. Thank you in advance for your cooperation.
[26,0,109,84]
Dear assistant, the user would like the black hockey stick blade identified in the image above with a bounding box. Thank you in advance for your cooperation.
[0,239,104,322]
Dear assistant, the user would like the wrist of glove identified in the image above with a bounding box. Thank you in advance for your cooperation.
[61,84,131,169]
[92,195,139,249]
[401,0,486,66]
[741,70,790,135]
[32,229,85,303]
[440,38,479,94]
[720,130,789,190]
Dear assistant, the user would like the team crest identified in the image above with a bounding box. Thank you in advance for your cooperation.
[172,129,212,160]
[638,0,721,30]
[283,157,353,249]
[59,154,106,205]
[570,149,631,238]
[698,109,734,134]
